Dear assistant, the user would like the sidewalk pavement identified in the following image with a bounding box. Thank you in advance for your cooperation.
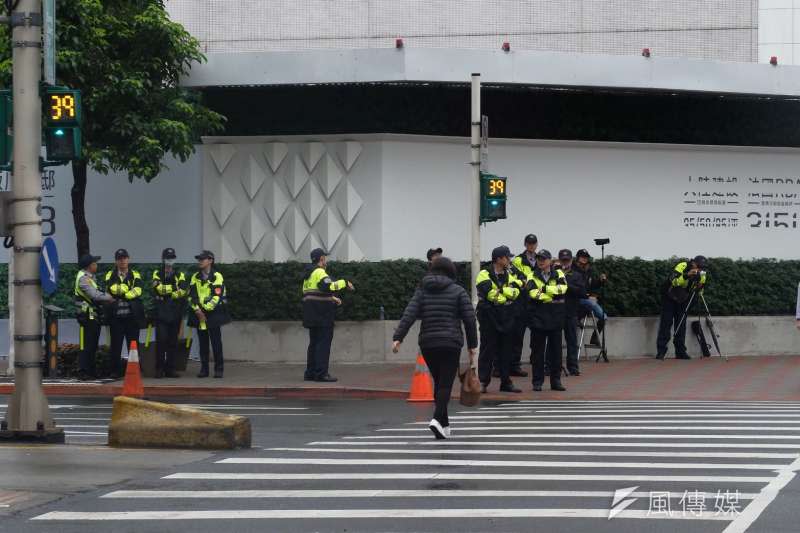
[1,354,800,400]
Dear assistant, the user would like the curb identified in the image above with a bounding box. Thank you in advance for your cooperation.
[0,384,407,400]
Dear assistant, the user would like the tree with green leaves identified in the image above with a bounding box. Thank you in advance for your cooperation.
[0,0,224,257]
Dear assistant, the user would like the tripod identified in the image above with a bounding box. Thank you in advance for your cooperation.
[699,293,727,361]
[670,290,727,362]
[595,242,609,363]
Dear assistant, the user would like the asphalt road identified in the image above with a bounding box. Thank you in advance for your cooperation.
[1,398,800,532]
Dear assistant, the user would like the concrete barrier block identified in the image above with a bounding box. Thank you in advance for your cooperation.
[108,396,251,450]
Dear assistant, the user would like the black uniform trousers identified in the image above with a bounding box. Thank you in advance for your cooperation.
[564,314,579,373]
[109,317,139,377]
[531,328,563,387]
[421,347,460,427]
[306,326,334,379]
[508,311,530,371]
[198,326,224,374]
[79,320,101,377]
[478,316,511,387]
[656,297,688,356]
[155,321,180,375]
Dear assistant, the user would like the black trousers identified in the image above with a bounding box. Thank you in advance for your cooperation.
[508,312,530,370]
[155,321,180,374]
[478,316,511,386]
[564,314,579,372]
[79,320,101,376]
[306,326,334,379]
[198,327,224,374]
[109,317,140,376]
[531,328,563,386]
[421,347,460,427]
[656,297,688,356]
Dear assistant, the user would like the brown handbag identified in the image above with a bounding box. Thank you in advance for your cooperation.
[458,365,481,407]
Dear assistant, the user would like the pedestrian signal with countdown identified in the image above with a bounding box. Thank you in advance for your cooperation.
[44,87,82,161]
[480,172,507,223]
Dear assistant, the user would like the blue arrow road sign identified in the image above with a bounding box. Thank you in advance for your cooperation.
[40,237,59,296]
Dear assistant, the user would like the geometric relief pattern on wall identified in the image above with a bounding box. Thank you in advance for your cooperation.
[209,181,237,228]
[220,234,237,263]
[283,205,311,253]
[284,154,311,199]
[262,141,288,173]
[298,232,324,263]
[335,141,362,172]
[314,153,344,199]
[264,178,291,226]
[208,143,236,175]
[264,233,293,262]
[240,207,268,253]
[240,154,267,200]
[301,141,326,173]
[335,233,365,262]
[335,179,364,225]
[298,179,326,226]
[316,206,344,251]
[205,139,370,262]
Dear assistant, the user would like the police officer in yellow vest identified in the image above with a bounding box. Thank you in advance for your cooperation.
[188,250,231,378]
[508,234,538,377]
[477,245,524,394]
[656,255,708,360]
[302,248,354,382]
[104,248,146,379]
[527,249,569,391]
[75,254,114,380]
[151,247,187,378]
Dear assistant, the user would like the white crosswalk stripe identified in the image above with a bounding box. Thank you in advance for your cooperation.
[30,400,800,531]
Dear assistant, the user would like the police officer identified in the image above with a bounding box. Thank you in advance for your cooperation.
[508,234,538,377]
[527,249,568,391]
[151,248,187,378]
[656,255,708,360]
[476,245,524,394]
[302,248,354,382]
[188,250,231,378]
[557,249,586,376]
[104,249,146,379]
[75,254,113,380]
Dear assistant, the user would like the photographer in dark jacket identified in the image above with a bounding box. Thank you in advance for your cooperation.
[574,249,608,346]
[393,257,478,440]
[557,249,586,376]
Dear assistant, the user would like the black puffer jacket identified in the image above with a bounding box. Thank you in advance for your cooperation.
[393,275,478,352]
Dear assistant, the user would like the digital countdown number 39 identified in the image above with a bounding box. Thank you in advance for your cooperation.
[50,94,76,121]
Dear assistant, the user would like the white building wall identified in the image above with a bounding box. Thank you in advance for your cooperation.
[0,153,202,264]
[201,135,800,262]
[167,0,758,62]
[759,0,800,64]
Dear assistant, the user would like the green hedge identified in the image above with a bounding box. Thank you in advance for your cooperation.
[0,257,796,320]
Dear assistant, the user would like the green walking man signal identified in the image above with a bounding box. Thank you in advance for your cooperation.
[479,171,507,223]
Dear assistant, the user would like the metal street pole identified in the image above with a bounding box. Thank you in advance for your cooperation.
[1,0,63,442]
[470,73,481,305]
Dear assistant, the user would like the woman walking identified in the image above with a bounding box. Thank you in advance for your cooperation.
[392,257,478,439]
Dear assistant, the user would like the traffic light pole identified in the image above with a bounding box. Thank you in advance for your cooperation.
[470,73,481,306]
[1,0,63,442]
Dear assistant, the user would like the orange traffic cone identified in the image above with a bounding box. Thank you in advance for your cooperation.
[407,354,434,402]
[121,340,144,398]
